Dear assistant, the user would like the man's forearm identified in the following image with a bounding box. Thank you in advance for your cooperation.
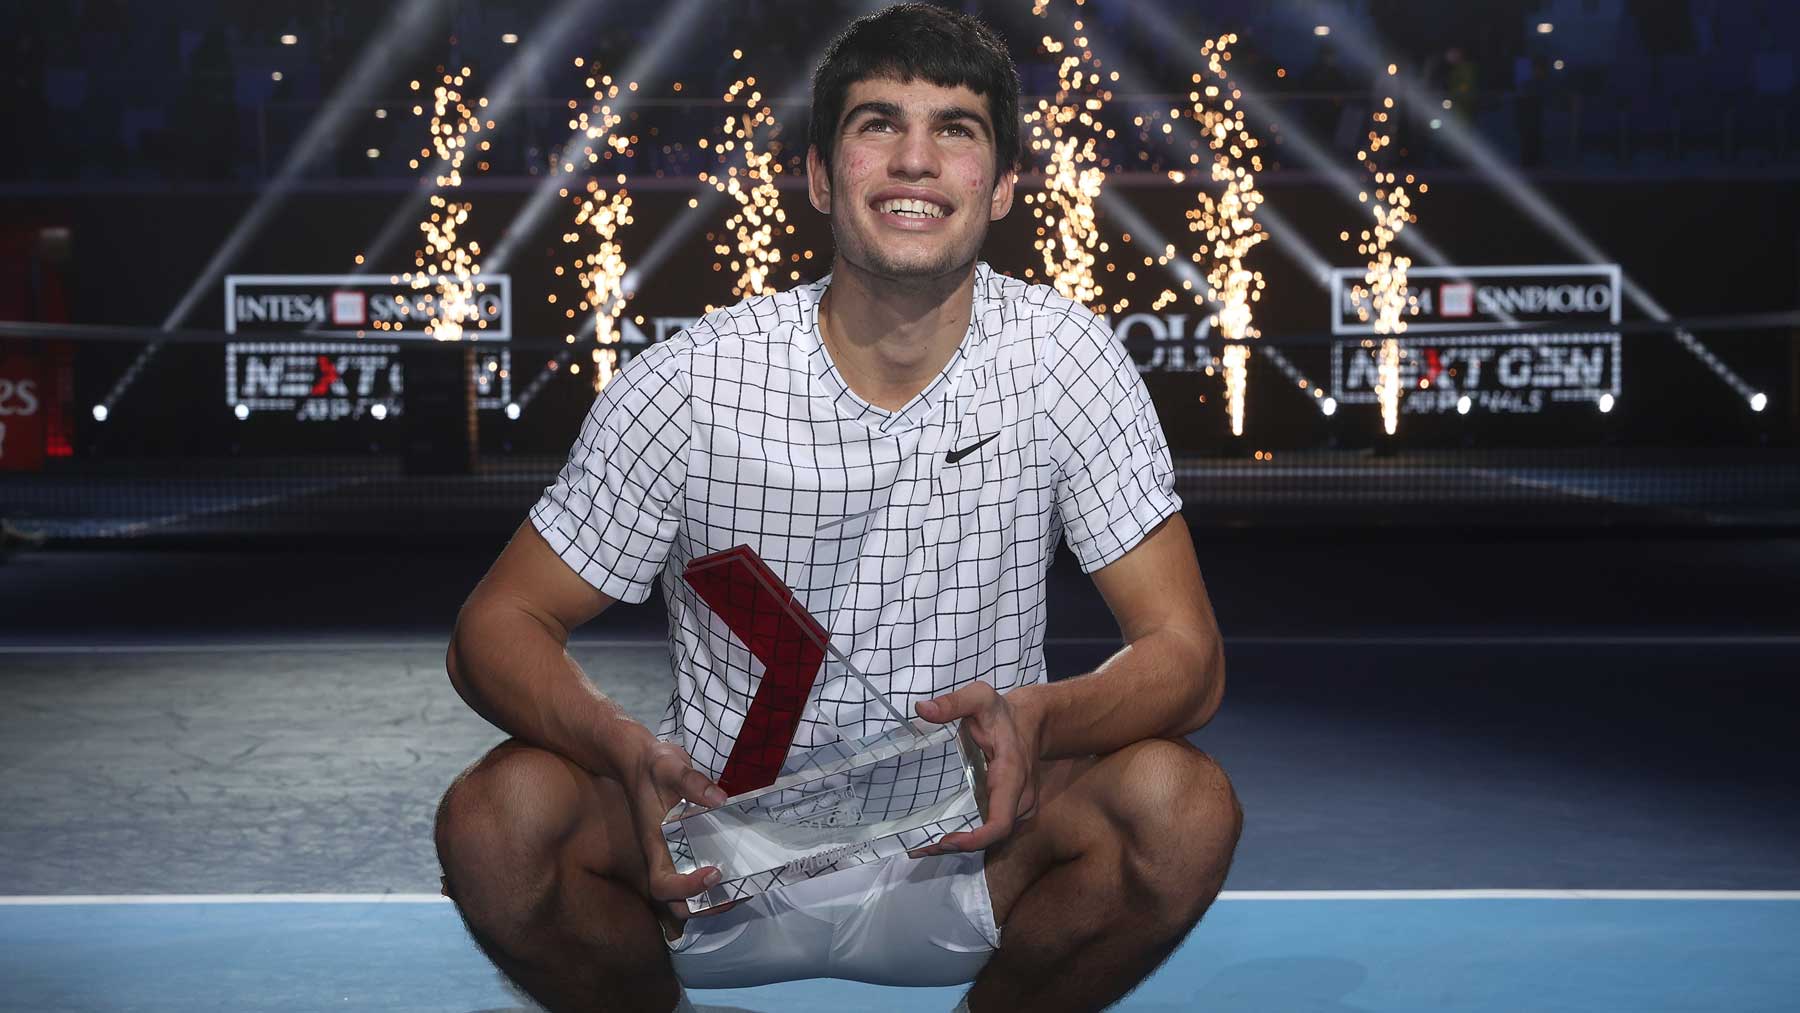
[1011,627,1223,762]
[447,598,655,781]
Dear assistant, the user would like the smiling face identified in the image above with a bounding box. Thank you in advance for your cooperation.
[807,76,1016,285]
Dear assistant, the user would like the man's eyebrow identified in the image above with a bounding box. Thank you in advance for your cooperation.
[841,100,992,138]
[841,100,903,125]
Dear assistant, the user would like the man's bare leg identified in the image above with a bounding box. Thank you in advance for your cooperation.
[436,736,1238,1013]
[971,737,1243,1013]
[435,741,680,1013]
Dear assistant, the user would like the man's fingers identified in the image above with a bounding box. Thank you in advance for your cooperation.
[913,822,1002,856]
[938,756,1027,853]
[638,825,719,905]
[634,779,714,905]
[984,752,1026,815]
[915,681,996,724]
[632,754,733,914]
[676,767,728,808]
[648,865,722,905]
[948,814,1012,852]
[1017,783,1039,822]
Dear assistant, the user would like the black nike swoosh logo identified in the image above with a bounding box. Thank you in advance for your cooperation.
[944,433,999,464]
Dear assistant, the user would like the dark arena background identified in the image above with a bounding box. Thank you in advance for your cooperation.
[2,2,1798,1011]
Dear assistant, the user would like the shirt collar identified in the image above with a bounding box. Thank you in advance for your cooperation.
[795,262,997,432]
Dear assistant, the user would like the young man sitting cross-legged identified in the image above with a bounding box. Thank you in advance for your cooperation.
[435,6,1242,1011]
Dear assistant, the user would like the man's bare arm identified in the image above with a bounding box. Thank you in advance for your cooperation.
[910,511,1222,853]
[448,520,730,910]
[1010,513,1225,761]
[446,520,658,781]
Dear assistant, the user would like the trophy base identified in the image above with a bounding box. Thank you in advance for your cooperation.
[661,719,988,912]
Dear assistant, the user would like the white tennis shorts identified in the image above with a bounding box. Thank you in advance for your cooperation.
[669,851,1001,988]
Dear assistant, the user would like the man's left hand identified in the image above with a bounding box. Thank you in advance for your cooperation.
[911,681,1041,856]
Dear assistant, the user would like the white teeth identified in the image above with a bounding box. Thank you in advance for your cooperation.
[876,197,946,219]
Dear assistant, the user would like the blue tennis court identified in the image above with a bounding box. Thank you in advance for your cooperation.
[4,531,1798,1011]
[7,895,1798,1011]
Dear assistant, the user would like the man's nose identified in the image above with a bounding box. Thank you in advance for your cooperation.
[888,127,942,180]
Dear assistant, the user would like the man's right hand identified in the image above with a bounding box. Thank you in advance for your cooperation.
[448,523,741,932]
[623,737,734,934]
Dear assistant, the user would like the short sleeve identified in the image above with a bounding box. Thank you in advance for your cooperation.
[530,340,690,603]
[1041,313,1182,572]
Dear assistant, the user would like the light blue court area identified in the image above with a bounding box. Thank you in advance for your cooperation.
[4,894,1799,1012]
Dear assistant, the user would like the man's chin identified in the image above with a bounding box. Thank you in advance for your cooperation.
[857,249,974,285]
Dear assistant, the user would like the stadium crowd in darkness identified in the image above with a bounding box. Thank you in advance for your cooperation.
[4,0,1796,183]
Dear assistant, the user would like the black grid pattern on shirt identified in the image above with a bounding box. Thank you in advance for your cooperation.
[531,264,1181,784]
[531,337,690,604]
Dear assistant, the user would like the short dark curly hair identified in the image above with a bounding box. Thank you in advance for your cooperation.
[809,3,1022,178]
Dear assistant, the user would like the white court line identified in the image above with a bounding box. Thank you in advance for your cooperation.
[3,634,1798,655]
[3,890,1799,906]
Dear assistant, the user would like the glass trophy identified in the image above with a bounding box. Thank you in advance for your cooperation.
[662,540,990,913]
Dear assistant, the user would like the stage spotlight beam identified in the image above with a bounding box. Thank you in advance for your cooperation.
[486,0,710,272]
[164,0,438,329]
[512,0,891,410]
[1004,1,1338,407]
[353,0,618,275]
[1100,189,1335,411]
[100,0,440,412]
[1114,0,1510,325]
[1298,11,1762,407]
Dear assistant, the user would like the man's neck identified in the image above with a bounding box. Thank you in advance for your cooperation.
[818,258,977,412]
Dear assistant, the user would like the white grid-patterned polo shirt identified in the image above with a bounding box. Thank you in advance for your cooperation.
[531,262,1181,781]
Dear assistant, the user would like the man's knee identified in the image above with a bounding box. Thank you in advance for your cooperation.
[1104,738,1242,925]
[436,745,678,1007]
[435,742,591,913]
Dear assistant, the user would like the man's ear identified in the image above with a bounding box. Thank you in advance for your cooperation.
[989,166,1016,221]
[806,144,832,216]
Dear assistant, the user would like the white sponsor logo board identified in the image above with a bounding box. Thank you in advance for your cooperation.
[1330,264,1621,336]
[223,275,512,421]
[225,274,511,339]
[1329,332,1623,414]
[1329,265,1624,415]
[224,342,513,422]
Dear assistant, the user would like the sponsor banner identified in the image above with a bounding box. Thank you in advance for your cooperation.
[1100,312,1215,373]
[225,274,511,339]
[1330,332,1622,415]
[0,350,46,470]
[1330,264,1621,336]
[224,341,512,422]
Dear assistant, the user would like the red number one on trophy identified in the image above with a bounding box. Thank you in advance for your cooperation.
[683,545,831,796]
